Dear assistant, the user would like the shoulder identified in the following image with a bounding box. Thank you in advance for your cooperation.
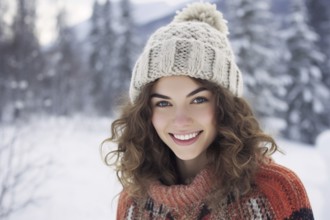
[256,161,305,190]
[255,161,314,219]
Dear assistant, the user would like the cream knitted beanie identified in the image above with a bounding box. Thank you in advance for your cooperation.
[129,2,243,103]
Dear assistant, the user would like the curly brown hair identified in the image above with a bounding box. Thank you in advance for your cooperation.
[102,77,278,203]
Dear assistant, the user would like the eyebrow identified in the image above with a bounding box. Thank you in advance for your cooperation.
[150,87,208,99]
[187,87,207,97]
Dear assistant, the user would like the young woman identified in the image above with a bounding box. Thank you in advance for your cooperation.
[104,3,314,219]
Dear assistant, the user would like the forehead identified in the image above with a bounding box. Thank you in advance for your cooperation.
[152,76,201,93]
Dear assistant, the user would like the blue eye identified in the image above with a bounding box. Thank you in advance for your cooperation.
[192,97,208,104]
[156,101,171,107]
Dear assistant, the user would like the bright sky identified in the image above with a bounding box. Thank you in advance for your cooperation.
[36,0,190,45]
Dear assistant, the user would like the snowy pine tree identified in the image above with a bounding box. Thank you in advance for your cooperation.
[51,9,86,115]
[306,0,330,59]
[0,0,9,121]
[89,0,117,115]
[226,0,287,125]
[89,0,104,113]
[8,0,45,120]
[306,0,330,128]
[88,0,136,115]
[115,0,136,100]
[283,0,329,144]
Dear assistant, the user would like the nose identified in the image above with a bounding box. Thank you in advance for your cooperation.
[172,106,192,126]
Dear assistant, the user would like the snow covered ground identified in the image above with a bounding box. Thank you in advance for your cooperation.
[3,116,329,220]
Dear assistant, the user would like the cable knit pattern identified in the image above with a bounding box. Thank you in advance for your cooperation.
[116,162,314,219]
[148,168,214,209]
[129,3,243,103]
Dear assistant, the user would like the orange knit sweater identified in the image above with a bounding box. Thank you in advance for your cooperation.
[116,162,314,219]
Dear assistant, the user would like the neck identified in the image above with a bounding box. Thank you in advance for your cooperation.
[176,153,208,184]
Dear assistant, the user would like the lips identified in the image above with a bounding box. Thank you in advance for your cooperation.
[170,131,202,146]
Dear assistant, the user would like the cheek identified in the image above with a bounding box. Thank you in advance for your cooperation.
[151,111,167,133]
[192,106,216,125]
[208,108,216,124]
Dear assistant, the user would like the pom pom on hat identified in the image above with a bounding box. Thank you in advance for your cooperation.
[173,2,228,34]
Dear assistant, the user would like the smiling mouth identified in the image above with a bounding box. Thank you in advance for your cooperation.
[169,131,203,145]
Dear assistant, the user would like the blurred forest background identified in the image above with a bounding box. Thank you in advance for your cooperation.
[1,0,330,218]
[0,0,329,143]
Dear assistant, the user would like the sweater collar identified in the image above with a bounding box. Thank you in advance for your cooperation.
[148,167,215,208]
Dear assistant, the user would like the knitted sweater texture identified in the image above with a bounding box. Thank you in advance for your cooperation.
[116,162,314,219]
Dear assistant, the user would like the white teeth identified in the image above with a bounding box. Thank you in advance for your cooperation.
[173,132,199,140]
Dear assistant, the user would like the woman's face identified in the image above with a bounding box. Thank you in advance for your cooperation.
[150,76,217,162]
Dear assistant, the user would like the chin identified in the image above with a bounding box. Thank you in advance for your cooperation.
[174,153,200,161]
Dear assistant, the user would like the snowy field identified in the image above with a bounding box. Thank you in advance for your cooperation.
[2,116,329,220]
